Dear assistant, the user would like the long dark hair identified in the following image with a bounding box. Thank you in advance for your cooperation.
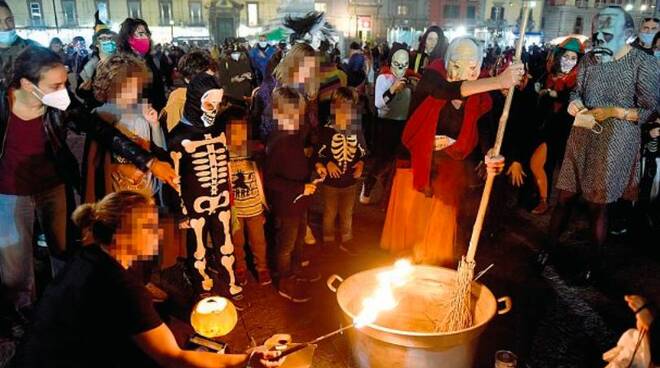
[117,18,151,54]
[550,48,582,74]
[10,46,64,88]
[418,26,447,61]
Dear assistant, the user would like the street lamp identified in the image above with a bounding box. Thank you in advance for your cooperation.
[640,4,648,11]
[624,3,634,11]
[169,20,175,41]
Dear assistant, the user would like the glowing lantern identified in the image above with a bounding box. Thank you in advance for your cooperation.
[190,296,238,338]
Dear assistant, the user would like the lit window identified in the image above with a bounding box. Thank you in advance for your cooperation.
[96,0,109,22]
[160,0,173,25]
[314,2,327,12]
[397,5,408,16]
[247,3,258,27]
[127,0,141,18]
[190,1,202,25]
[29,1,43,26]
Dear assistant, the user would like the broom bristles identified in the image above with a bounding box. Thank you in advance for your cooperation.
[438,257,475,333]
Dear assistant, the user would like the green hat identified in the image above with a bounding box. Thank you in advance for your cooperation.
[559,37,585,54]
[93,11,115,43]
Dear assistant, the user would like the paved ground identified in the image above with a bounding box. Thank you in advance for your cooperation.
[1,136,658,367]
[161,181,660,368]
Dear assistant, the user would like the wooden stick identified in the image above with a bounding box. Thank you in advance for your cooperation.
[465,1,532,263]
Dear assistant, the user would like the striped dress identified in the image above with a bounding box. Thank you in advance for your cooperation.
[556,48,659,204]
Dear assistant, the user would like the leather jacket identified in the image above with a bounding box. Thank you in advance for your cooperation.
[0,88,154,193]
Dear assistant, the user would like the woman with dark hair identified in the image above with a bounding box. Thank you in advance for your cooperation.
[48,37,65,61]
[0,46,176,311]
[13,190,281,368]
[117,17,168,111]
[410,26,447,75]
[528,37,584,215]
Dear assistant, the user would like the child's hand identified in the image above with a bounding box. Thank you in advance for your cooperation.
[327,162,342,178]
[352,161,364,179]
[303,183,317,196]
[315,163,328,178]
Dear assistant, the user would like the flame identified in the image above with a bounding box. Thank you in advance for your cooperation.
[354,259,413,328]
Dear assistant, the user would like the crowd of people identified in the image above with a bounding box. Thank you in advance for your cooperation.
[0,1,658,367]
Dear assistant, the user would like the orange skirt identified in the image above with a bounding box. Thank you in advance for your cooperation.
[380,168,459,267]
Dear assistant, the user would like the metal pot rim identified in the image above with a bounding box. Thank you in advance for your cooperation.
[334,265,500,337]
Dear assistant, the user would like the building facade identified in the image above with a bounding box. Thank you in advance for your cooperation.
[542,0,657,41]
[6,0,282,45]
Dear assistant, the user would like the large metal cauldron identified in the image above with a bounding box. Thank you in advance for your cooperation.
[327,265,511,368]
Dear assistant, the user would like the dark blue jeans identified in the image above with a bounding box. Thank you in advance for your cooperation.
[0,185,68,308]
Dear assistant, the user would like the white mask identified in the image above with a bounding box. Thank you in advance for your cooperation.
[231,52,241,61]
[445,38,482,82]
[33,86,71,111]
[390,49,409,78]
[560,56,577,73]
[200,89,223,127]
[258,41,268,48]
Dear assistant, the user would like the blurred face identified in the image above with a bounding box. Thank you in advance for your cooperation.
[227,120,248,155]
[274,106,301,133]
[332,101,357,131]
[114,76,141,106]
[425,32,439,53]
[0,6,15,31]
[559,50,578,73]
[294,56,318,84]
[50,42,62,53]
[446,39,481,82]
[640,19,659,34]
[114,205,160,265]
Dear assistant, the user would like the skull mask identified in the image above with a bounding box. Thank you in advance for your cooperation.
[445,37,482,82]
[391,49,409,78]
[200,89,224,127]
[591,7,631,63]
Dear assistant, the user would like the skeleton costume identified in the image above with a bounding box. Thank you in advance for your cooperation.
[360,43,418,204]
[315,124,366,243]
[381,37,493,266]
[167,74,241,298]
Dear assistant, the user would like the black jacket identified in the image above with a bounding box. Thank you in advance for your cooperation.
[0,89,154,193]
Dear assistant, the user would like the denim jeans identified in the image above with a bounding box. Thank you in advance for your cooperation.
[322,184,357,243]
[0,184,67,308]
[275,213,307,277]
[233,213,269,273]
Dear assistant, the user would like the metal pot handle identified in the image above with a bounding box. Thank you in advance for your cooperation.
[497,296,512,315]
[326,274,344,293]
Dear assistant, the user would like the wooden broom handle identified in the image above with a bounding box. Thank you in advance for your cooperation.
[466,1,532,263]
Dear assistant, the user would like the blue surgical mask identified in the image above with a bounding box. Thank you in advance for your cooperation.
[655,50,660,59]
[0,29,18,46]
[639,32,656,46]
[100,40,117,55]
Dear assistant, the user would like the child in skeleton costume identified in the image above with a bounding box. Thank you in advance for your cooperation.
[360,43,419,205]
[382,37,510,266]
[540,6,659,282]
[313,87,366,253]
[167,73,242,299]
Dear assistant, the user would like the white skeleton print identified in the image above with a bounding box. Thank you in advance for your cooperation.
[172,132,242,296]
[320,133,365,173]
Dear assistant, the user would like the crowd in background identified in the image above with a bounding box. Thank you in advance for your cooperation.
[0,1,659,366]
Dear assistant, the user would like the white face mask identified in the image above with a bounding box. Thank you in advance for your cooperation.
[33,86,71,111]
[446,39,482,82]
[258,41,268,48]
[231,52,241,61]
[391,49,409,78]
[560,56,577,73]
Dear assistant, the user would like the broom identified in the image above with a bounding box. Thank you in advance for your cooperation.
[440,1,534,333]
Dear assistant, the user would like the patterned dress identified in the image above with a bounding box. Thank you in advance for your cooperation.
[557,48,659,204]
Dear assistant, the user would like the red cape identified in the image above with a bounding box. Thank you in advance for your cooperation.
[402,59,492,191]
